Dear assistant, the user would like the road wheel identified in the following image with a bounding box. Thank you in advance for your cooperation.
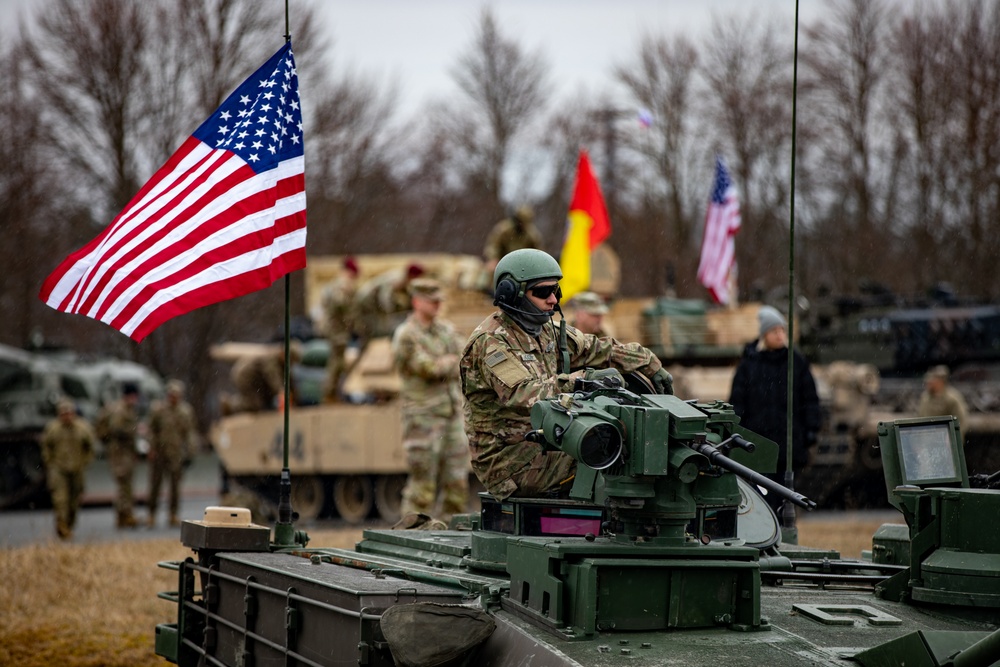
[290,475,325,521]
[332,475,374,524]
[374,475,407,523]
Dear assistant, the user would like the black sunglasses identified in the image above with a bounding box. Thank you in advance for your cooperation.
[529,283,562,300]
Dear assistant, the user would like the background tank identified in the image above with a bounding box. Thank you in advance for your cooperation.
[0,343,165,509]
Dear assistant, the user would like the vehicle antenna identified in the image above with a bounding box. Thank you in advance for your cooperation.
[782,0,802,542]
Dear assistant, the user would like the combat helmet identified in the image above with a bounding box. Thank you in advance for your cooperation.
[493,248,562,308]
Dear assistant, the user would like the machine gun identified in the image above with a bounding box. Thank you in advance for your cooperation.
[527,382,814,545]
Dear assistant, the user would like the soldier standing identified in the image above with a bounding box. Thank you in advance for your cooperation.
[567,291,611,337]
[391,278,469,519]
[460,249,671,500]
[40,399,96,540]
[147,380,197,527]
[918,365,969,442]
[482,204,543,277]
[321,256,360,403]
[96,383,140,529]
[229,345,298,413]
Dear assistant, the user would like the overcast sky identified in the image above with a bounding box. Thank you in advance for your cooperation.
[1,0,828,115]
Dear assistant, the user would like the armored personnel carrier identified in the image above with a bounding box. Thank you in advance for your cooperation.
[154,379,1000,667]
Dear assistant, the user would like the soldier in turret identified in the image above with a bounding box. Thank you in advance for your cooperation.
[95,383,141,529]
[482,204,543,277]
[461,249,672,500]
[391,278,469,519]
[147,380,197,528]
[40,399,96,540]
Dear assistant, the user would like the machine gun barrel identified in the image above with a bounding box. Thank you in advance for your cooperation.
[688,439,817,510]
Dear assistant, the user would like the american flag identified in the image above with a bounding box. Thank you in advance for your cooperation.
[697,155,741,305]
[39,42,306,342]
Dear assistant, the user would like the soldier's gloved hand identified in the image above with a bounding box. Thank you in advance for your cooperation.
[583,367,625,388]
[651,368,673,395]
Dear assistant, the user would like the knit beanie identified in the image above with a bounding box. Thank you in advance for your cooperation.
[758,305,787,338]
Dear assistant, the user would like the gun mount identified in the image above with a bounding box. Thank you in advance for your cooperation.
[154,391,1000,667]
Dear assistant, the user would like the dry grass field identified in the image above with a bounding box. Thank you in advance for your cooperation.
[0,518,891,666]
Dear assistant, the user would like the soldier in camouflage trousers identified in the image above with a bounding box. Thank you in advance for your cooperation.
[391,278,469,518]
[41,399,96,540]
[95,383,141,528]
[147,380,197,527]
[321,256,360,402]
[461,249,673,500]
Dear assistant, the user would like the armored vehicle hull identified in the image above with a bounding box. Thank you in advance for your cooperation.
[156,393,1000,667]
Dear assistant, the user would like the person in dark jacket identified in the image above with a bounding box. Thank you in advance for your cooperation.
[729,305,821,513]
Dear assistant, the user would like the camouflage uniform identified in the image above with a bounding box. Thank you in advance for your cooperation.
[147,386,197,526]
[483,217,543,264]
[354,267,421,338]
[231,352,285,412]
[918,384,969,442]
[321,273,358,401]
[460,310,663,499]
[40,405,95,539]
[96,397,140,527]
[392,310,469,516]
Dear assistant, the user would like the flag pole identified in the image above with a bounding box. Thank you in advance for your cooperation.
[274,0,298,548]
[781,0,802,544]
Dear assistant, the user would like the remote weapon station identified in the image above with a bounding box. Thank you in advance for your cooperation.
[153,374,1000,666]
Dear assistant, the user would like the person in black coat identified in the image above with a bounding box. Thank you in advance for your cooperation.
[729,305,821,513]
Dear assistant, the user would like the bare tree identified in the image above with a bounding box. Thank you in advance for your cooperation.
[801,0,892,292]
[614,34,702,293]
[24,0,153,223]
[700,15,794,298]
[449,7,550,216]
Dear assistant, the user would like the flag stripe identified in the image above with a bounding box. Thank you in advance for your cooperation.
[87,159,303,321]
[103,178,304,327]
[697,156,741,305]
[38,42,306,342]
[560,149,611,301]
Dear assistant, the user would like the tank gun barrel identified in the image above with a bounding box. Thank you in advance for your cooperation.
[688,438,817,510]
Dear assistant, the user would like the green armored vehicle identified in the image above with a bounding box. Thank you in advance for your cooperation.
[154,377,1000,667]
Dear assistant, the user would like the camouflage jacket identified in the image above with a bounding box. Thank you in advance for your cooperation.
[41,417,96,473]
[95,399,138,451]
[460,311,662,496]
[149,399,197,461]
[392,315,464,419]
[483,219,543,261]
[320,275,358,343]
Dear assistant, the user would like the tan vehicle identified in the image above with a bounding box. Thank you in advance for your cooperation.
[212,254,494,524]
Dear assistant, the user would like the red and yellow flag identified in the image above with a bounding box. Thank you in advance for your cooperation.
[559,149,611,300]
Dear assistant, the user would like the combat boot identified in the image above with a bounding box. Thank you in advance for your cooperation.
[56,520,71,540]
[169,513,180,527]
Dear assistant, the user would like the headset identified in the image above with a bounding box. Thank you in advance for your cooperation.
[493,274,524,308]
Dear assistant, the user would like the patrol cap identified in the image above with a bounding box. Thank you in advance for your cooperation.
[57,399,76,415]
[925,365,949,382]
[758,305,787,337]
[512,204,534,224]
[166,379,185,396]
[408,278,444,301]
[569,291,608,315]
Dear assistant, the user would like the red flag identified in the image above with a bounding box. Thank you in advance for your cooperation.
[697,155,741,305]
[559,149,611,300]
[39,43,306,342]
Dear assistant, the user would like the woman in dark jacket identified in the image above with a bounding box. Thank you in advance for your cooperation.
[729,306,821,510]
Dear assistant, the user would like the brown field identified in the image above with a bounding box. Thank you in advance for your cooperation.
[0,518,890,666]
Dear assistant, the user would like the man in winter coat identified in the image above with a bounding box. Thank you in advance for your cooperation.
[729,305,821,513]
